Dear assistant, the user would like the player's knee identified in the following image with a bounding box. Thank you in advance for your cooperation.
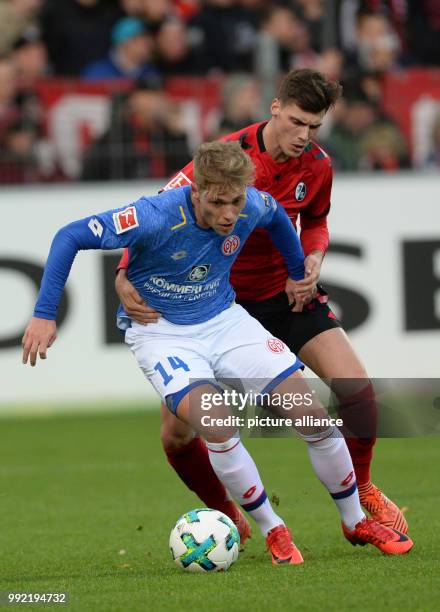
[160,420,194,451]
[293,401,332,437]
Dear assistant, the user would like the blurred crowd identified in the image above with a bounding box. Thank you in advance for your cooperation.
[0,0,439,183]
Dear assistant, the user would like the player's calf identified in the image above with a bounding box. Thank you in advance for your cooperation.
[168,384,286,545]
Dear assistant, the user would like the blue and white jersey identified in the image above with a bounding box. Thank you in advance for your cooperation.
[34,185,305,326]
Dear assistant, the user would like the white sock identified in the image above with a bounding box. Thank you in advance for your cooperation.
[206,437,283,536]
[304,429,365,530]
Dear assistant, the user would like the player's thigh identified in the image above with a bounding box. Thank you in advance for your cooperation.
[299,327,368,379]
[239,290,342,356]
[174,383,238,443]
[212,304,302,386]
[124,323,213,412]
[299,326,372,399]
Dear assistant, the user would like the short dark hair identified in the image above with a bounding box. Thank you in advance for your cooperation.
[277,69,342,113]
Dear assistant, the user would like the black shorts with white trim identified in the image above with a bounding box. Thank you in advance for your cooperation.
[237,284,342,356]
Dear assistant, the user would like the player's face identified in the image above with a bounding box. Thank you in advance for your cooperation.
[270,100,325,160]
[191,184,246,235]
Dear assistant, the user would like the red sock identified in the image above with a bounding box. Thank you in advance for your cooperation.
[344,437,374,486]
[165,437,240,521]
[336,381,377,487]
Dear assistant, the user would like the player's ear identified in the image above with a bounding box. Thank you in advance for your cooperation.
[191,183,200,203]
[271,98,281,117]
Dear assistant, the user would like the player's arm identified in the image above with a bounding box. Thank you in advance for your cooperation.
[115,163,195,323]
[297,163,332,287]
[22,206,146,366]
[256,194,312,311]
[22,218,104,366]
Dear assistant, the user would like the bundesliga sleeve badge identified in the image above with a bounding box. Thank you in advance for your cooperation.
[113,206,139,234]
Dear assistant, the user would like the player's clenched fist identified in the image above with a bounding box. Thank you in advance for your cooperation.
[22,318,57,367]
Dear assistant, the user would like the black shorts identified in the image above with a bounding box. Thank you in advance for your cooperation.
[237,285,342,355]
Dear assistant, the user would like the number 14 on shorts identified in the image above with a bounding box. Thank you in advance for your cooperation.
[154,356,190,386]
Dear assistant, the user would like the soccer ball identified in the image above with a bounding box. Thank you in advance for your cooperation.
[169,508,240,572]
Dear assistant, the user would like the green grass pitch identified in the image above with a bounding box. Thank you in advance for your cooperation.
[1,408,439,611]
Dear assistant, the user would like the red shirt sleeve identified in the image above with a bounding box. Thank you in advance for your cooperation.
[299,162,332,256]
[116,162,195,271]
[116,248,130,271]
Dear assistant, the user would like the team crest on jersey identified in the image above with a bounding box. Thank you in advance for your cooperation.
[187,264,211,282]
[295,181,307,201]
[221,235,240,256]
[266,338,285,353]
[113,206,139,234]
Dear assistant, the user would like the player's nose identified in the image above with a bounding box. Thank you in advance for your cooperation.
[298,125,310,142]
[222,207,238,223]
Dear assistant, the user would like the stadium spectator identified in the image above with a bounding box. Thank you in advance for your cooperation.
[324,93,409,171]
[0,117,40,183]
[187,0,258,73]
[360,0,408,49]
[0,0,42,56]
[0,58,20,143]
[360,120,410,170]
[290,0,326,51]
[11,26,50,89]
[119,0,144,16]
[82,16,159,80]
[136,0,175,31]
[253,4,297,108]
[215,73,263,136]
[315,47,344,80]
[324,95,376,170]
[154,16,199,76]
[40,0,123,76]
[406,0,440,66]
[81,77,191,180]
[288,13,321,71]
[255,5,304,73]
[346,10,402,74]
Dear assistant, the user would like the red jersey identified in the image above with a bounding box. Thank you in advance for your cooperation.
[119,121,333,301]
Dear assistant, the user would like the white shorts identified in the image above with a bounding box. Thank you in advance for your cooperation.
[124,303,303,413]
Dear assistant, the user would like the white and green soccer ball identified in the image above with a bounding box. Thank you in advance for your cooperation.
[169,508,240,572]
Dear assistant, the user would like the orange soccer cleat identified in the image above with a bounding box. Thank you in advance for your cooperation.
[342,517,413,555]
[359,483,408,534]
[266,525,304,565]
[234,509,252,547]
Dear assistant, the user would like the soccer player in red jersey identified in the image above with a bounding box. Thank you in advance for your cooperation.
[115,69,408,539]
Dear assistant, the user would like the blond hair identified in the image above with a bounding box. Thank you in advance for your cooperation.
[193,141,254,193]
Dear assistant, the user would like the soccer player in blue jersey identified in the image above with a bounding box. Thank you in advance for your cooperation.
[22,141,412,563]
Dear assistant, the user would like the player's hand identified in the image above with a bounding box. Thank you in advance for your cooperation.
[22,317,57,366]
[285,278,306,312]
[285,278,318,312]
[291,251,323,304]
[115,269,160,324]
